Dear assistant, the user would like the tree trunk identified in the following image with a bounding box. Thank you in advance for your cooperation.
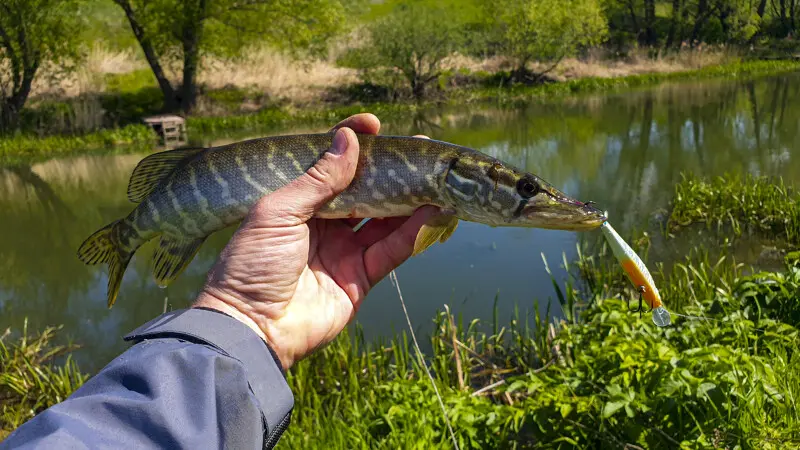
[0,27,37,130]
[1,88,28,130]
[665,0,683,50]
[411,79,425,99]
[114,0,179,112]
[178,0,208,114]
[627,0,641,41]
[180,49,199,114]
[780,0,789,32]
[719,6,731,38]
[405,66,422,99]
[691,0,709,45]
[757,0,768,18]
[645,0,657,46]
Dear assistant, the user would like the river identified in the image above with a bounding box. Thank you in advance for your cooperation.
[1,73,798,371]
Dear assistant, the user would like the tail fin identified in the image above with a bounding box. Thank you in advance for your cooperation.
[77,220,133,308]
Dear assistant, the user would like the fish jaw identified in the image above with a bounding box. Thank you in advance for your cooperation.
[514,190,607,231]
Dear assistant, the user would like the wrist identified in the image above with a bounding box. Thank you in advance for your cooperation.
[192,290,294,369]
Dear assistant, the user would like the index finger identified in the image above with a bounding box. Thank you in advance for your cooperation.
[331,113,381,135]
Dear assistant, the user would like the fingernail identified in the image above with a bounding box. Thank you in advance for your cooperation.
[331,129,348,155]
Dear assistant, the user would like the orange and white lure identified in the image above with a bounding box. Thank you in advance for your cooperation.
[600,221,672,327]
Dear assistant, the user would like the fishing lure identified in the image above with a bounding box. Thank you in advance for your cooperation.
[600,221,671,327]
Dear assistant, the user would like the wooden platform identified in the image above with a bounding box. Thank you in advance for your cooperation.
[143,114,187,148]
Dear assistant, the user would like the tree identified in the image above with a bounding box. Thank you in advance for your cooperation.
[338,1,467,99]
[0,0,80,130]
[488,0,608,82]
[113,0,346,114]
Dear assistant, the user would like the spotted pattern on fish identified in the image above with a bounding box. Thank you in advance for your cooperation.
[78,132,606,308]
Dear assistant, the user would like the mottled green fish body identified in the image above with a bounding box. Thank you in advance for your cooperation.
[78,133,606,307]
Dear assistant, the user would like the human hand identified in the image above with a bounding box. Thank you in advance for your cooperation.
[193,113,440,370]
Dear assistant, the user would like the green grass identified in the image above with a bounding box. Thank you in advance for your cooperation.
[0,125,156,166]
[669,173,800,245]
[2,59,799,165]
[4,174,800,448]
[275,171,800,448]
[0,319,88,441]
[271,248,800,448]
[464,60,800,105]
[186,102,424,136]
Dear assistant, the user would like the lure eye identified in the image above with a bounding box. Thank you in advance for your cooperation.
[517,178,539,199]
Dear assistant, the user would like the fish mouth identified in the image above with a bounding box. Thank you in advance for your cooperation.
[517,190,607,231]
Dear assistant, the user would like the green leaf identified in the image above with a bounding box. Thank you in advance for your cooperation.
[697,382,717,397]
[602,400,627,418]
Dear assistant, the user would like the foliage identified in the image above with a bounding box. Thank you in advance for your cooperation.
[2,59,799,163]
[604,0,799,50]
[275,247,800,448]
[101,70,164,126]
[4,174,800,447]
[338,1,467,99]
[0,0,82,129]
[0,319,88,440]
[483,0,608,80]
[669,173,800,244]
[0,125,156,165]
[470,59,799,104]
[112,0,347,112]
[736,266,800,329]
[3,251,799,447]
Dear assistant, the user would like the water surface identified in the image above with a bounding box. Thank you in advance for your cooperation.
[2,73,798,371]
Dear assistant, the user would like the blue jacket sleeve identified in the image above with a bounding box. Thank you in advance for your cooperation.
[1,307,294,449]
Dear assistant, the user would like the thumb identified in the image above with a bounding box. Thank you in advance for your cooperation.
[247,127,360,227]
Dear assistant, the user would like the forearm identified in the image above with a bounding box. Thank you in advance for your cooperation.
[1,308,293,449]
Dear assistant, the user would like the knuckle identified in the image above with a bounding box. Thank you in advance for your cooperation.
[306,159,334,188]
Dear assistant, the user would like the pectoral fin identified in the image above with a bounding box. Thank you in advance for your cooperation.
[413,214,459,256]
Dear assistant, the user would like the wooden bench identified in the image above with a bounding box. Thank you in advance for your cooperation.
[142,114,187,148]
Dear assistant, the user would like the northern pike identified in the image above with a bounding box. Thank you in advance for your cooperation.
[78,133,607,307]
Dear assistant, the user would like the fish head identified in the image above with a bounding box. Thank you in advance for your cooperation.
[441,153,606,231]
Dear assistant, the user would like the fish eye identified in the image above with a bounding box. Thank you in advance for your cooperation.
[517,178,539,198]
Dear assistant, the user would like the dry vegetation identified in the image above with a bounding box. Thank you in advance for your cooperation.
[22,43,737,111]
[197,46,358,103]
[24,44,143,99]
[549,45,736,80]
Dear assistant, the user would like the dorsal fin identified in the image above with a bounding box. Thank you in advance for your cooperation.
[127,147,205,203]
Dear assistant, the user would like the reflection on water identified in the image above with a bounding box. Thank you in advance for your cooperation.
[1,73,799,371]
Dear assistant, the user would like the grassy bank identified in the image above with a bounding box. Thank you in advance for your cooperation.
[3,173,800,448]
[0,126,156,166]
[0,320,88,441]
[669,173,800,245]
[2,59,799,166]
[467,59,800,104]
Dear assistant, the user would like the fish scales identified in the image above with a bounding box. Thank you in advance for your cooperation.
[78,132,607,307]
[150,134,448,236]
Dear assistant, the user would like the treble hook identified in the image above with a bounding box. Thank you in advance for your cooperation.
[628,285,647,318]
